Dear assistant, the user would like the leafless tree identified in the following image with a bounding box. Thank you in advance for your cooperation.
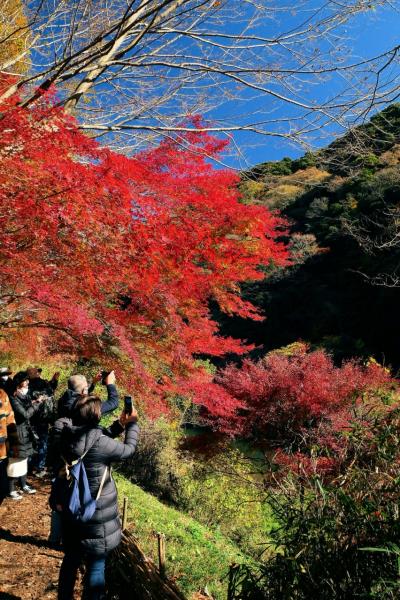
[344,201,400,287]
[0,0,399,158]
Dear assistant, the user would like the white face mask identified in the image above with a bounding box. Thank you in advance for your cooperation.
[0,376,8,381]
[19,387,29,396]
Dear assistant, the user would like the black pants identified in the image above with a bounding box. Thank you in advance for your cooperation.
[0,459,8,504]
[9,474,27,492]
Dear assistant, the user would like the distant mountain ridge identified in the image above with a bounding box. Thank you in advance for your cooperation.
[240,103,400,210]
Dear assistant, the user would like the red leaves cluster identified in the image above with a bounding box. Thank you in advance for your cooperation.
[0,78,287,407]
[215,344,393,437]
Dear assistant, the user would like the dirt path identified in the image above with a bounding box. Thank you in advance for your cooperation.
[0,476,73,600]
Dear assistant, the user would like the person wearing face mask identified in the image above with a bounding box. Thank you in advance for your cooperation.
[0,367,14,398]
[7,371,45,499]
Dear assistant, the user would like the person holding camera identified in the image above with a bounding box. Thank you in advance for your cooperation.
[56,394,139,600]
[57,370,118,419]
[27,366,60,396]
[28,366,60,477]
[7,371,45,499]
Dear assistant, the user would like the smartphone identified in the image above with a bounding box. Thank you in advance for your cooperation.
[124,395,133,415]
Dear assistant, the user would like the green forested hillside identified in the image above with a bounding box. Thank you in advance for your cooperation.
[228,104,400,367]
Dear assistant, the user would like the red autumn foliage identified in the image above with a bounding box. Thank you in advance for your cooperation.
[269,396,400,479]
[0,77,288,411]
[272,449,338,477]
[215,344,394,437]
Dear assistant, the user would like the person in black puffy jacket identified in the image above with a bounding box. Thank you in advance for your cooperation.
[8,371,45,498]
[48,371,119,547]
[55,394,139,600]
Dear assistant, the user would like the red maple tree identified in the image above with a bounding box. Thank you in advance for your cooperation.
[215,343,394,437]
[0,78,288,413]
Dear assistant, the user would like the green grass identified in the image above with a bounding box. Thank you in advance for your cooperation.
[114,471,251,599]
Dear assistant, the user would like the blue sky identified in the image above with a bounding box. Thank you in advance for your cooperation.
[26,1,400,170]
[226,4,400,168]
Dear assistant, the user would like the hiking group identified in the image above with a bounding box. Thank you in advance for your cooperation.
[0,366,139,600]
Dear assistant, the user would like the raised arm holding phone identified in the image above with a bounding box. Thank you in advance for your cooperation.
[57,370,119,418]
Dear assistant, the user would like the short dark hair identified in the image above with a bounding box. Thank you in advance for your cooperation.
[72,395,102,426]
[27,367,40,379]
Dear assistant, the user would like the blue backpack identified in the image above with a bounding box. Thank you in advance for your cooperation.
[49,442,108,523]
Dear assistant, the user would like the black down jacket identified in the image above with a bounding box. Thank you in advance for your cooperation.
[10,392,42,459]
[58,419,139,556]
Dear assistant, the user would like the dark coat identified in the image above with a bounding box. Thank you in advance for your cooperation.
[29,378,58,427]
[29,376,58,395]
[9,392,42,459]
[57,384,119,418]
[57,419,139,557]
[0,378,14,398]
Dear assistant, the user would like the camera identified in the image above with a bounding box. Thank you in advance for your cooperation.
[32,391,48,402]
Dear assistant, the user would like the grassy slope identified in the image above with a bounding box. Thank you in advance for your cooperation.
[114,471,250,600]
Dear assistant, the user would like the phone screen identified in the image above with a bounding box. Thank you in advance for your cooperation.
[124,395,133,415]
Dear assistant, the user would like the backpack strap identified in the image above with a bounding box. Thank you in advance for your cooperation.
[75,428,103,463]
[81,433,109,500]
[95,466,108,501]
[80,445,93,460]
[59,455,72,478]
[61,430,108,500]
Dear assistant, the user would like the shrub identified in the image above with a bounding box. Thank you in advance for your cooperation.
[120,417,274,557]
[179,445,272,557]
[228,403,400,599]
[216,344,393,443]
[112,472,247,600]
[120,418,187,504]
[291,152,317,172]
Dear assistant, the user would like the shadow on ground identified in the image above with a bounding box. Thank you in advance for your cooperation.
[0,528,55,550]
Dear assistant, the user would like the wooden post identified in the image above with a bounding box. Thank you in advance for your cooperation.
[227,564,235,600]
[156,532,166,579]
[122,496,128,531]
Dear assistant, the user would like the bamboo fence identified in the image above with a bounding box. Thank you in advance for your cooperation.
[106,498,187,600]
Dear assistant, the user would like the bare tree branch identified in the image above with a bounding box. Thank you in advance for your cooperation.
[0,0,398,155]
